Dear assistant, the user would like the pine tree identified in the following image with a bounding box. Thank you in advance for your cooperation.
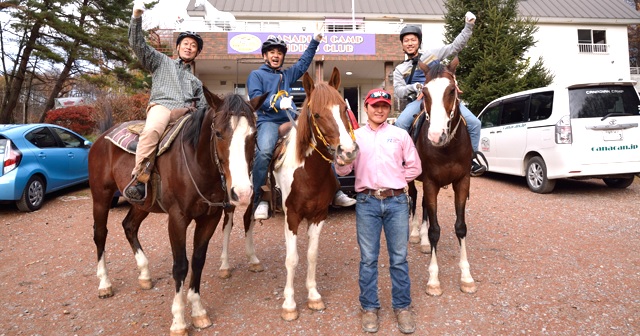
[443,0,554,114]
[0,0,134,123]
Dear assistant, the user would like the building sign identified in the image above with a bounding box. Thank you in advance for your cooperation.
[228,32,375,55]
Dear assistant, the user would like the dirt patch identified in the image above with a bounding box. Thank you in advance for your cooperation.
[1,175,639,335]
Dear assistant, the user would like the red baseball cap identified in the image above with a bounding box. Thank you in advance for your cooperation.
[364,89,392,106]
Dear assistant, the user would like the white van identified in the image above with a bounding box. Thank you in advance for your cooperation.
[477,81,640,193]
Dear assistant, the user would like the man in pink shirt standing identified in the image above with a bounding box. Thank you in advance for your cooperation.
[335,89,422,334]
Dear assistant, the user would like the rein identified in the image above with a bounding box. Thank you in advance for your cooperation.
[180,120,231,208]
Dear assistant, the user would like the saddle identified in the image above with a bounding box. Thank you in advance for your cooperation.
[104,112,193,156]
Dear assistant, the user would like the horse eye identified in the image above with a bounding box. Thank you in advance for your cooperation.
[314,113,320,118]
[215,131,223,139]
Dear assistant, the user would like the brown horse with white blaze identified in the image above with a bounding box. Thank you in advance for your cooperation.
[408,57,477,296]
[246,67,358,320]
[89,89,266,335]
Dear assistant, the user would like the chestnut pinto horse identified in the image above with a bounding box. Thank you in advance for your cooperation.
[253,67,358,320]
[89,90,266,336]
[408,57,477,296]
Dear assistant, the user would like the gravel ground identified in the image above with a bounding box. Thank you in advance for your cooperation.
[0,173,639,335]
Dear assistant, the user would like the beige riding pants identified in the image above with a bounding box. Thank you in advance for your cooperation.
[132,104,171,176]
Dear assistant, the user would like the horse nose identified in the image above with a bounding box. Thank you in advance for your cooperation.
[230,186,252,206]
[428,128,447,145]
[337,142,359,163]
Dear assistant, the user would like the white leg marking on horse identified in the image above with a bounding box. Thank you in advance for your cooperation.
[187,288,207,320]
[425,78,451,144]
[283,225,299,312]
[459,238,475,290]
[96,254,112,292]
[220,215,233,271]
[427,250,441,295]
[228,116,253,205]
[170,282,187,333]
[245,219,260,265]
[306,221,324,302]
[134,249,150,282]
[419,219,430,253]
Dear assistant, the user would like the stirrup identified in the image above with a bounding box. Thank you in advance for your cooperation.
[124,177,147,203]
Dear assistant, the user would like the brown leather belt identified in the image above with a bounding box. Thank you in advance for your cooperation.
[363,188,405,200]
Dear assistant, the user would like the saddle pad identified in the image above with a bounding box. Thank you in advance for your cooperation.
[105,120,143,154]
[104,113,193,155]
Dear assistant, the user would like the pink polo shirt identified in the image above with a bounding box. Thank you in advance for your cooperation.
[336,122,422,192]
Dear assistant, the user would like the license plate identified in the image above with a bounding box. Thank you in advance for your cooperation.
[603,130,623,141]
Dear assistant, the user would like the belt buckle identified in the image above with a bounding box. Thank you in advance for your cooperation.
[373,188,386,200]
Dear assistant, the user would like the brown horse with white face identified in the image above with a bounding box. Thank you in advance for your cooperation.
[89,89,266,335]
[249,67,358,320]
[408,57,477,296]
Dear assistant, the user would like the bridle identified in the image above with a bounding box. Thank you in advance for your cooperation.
[307,101,356,163]
[421,74,464,145]
[180,117,234,208]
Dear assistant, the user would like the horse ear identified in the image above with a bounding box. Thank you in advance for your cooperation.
[449,57,459,73]
[203,85,223,109]
[302,72,314,97]
[328,67,341,89]
[250,93,269,112]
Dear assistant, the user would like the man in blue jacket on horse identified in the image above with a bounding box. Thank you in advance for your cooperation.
[247,30,355,220]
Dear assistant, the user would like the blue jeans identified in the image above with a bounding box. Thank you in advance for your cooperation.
[252,121,280,209]
[355,192,411,310]
[395,99,481,152]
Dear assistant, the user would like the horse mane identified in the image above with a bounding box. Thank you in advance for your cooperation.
[183,106,207,148]
[182,92,257,148]
[214,93,257,127]
[296,82,346,161]
[426,61,449,80]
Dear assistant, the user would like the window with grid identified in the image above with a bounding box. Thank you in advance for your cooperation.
[577,29,608,53]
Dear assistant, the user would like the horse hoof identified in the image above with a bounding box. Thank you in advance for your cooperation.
[426,285,443,296]
[461,281,477,294]
[281,308,299,321]
[308,299,325,311]
[98,287,113,299]
[169,329,188,336]
[409,236,420,244]
[138,278,153,290]
[420,245,431,254]
[249,262,264,273]
[218,269,232,279]
[192,314,212,329]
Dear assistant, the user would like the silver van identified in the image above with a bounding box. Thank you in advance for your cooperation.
[477,81,640,193]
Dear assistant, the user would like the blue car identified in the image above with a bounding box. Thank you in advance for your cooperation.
[0,124,92,211]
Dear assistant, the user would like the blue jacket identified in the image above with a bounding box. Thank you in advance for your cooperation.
[247,39,320,126]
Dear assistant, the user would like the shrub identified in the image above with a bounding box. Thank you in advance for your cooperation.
[44,105,97,135]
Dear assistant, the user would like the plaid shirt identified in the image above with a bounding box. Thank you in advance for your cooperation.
[129,17,207,112]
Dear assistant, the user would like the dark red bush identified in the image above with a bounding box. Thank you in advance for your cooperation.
[44,105,97,135]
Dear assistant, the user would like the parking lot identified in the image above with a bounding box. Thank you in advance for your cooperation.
[0,174,639,335]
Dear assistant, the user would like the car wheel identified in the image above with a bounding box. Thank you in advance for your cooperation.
[602,176,635,189]
[16,175,45,212]
[526,157,556,194]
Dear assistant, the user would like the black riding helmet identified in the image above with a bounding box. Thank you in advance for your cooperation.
[399,25,422,44]
[176,31,203,53]
[261,37,288,55]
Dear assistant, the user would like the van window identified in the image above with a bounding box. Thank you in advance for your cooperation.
[529,91,554,121]
[569,85,640,118]
[500,97,529,125]
[480,103,501,127]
